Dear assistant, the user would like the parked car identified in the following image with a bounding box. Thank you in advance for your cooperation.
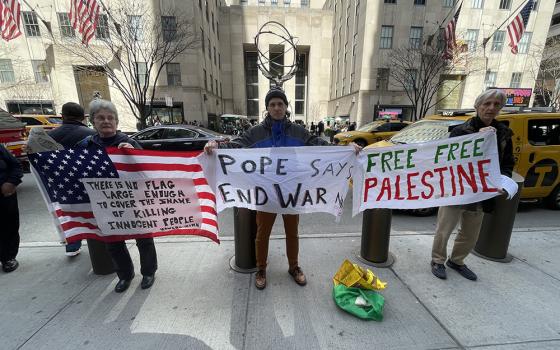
[130,124,229,151]
[365,110,560,214]
[14,114,62,136]
[333,120,410,147]
[0,109,28,169]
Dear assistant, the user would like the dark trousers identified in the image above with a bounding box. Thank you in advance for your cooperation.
[106,238,157,280]
[0,194,20,262]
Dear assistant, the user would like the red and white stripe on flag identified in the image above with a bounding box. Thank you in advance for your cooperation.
[443,4,461,59]
[69,0,100,45]
[55,148,219,244]
[507,0,533,54]
[0,0,22,41]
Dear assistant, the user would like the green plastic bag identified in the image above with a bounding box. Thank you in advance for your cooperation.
[332,284,384,321]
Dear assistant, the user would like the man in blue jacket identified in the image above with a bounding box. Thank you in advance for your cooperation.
[0,144,23,272]
[49,102,96,257]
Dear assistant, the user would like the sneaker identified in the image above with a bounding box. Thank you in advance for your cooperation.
[65,248,81,257]
[446,260,477,281]
[288,266,307,286]
[2,259,19,273]
[255,270,266,290]
[431,261,447,279]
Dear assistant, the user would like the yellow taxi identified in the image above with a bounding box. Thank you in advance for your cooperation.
[366,109,560,212]
[333,119,411,147]
[14,115,62,136]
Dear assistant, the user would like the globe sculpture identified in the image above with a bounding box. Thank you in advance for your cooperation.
[254,21,298,87]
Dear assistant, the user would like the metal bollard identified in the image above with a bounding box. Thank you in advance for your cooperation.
[86,239,114,275]
[229,207,257,273]
[473,172,524,263]
[356,208,395,268]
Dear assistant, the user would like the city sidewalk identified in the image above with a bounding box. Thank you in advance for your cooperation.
[2,227,560,350]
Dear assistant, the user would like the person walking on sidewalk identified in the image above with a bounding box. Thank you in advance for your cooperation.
[205,87,360,290]
[431,89,514,281]
[78,99,158,293]
[48,102,96,257]
[0,144,23,272]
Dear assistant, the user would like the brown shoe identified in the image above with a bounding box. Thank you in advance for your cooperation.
[288,266,307,286]
[255,270,266,290]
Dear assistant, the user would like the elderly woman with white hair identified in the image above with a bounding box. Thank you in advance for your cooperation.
[78,99,158,293]
[430,89,515,282]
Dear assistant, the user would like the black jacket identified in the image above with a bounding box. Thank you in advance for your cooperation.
[48,121,96,148]
[78,131,142,149]
[0,145,23,188]
[450,116,515,212]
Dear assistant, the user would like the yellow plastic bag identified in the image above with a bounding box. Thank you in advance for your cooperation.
[333,259,387,291]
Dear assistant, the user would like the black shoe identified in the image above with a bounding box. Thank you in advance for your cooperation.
[115,276,134,293]
[141,275,155,290]
[2,259,19,273]
[431,261,446,279]
[446,260,477,281]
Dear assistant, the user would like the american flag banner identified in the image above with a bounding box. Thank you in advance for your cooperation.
[443,4,461,59]
[507,0,533,54]
[0,0,22,41]
[28,144,219,244]
[69,0,100,45]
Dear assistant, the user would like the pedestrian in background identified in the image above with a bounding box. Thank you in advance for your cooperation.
[48,102,96,257]
[431,89,514,281]
[78,99,158,293]
[0,144,23,272]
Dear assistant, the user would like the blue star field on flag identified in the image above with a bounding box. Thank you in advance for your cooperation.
[29,144,119,205]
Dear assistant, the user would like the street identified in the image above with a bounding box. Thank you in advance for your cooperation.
[17,173,559,244]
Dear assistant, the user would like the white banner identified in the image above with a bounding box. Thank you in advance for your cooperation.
[83,178,204,235]
[352,132,503,216]
[200,146,356,219]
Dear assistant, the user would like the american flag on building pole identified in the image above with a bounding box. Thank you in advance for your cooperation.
[507,0,534,54]
[28,145,219,244]
[69,0,100,45]
[443,3,462,59]
[0,0,22,41]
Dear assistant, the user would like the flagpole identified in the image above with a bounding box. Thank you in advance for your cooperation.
[425,0,463,46]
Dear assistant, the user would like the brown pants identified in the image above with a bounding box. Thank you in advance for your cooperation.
[432,205,484,265]
[255,211,299,270]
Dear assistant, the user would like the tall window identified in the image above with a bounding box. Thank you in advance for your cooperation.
[466,29,478,52]
[499,0,511,9]
[271,0,278,5]
[380,26,393,49]
[201,28,205,53]
[57,13,75,37]
[376,68,389,90]
[212,13,215,32]
[167,63,181,86]
[128,15,142,41]
[414,0,426,5]
[491,31,505,52]
[244,52,259,117]
[301,0,309,7]
[96,14,110,39]
[23,12,41,37]
[405,69,417,90]
[484,70,497,89]
[518,32,532,54]
[510,72,522,88]
[208,39,211,58]
[384,0,396,3]
[203,69,208,90]
[409,26,423,49]
[258,0,265,5]
[219,54,221,69]
[443,0,454,6]
[284,0,291,6]
[471,0,483,8]
[0,59,15,83]
[240,0,248,5]
[214,47,217,65]
[32,60,49,83]
[294,53,307,116]
[135,62,147,85]
[210,74,213,93]
[161,16,177,42]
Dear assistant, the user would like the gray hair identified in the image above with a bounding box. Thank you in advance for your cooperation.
[474,89,507,109]
[89,99,118,124]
